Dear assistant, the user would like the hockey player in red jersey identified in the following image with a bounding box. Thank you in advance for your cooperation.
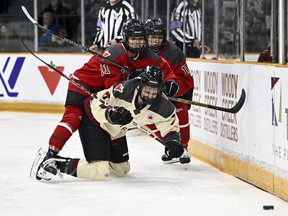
[32,19,178,180]
[31,66,185,181]
[145,18,194,164]
[49,18,175,153]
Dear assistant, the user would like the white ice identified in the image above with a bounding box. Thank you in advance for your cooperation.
[0,112,287,216]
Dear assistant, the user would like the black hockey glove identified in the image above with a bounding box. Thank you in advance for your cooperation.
[127,69,144,80]
[164,139,184,159]
[164,81,179,97]
[105,107,133,125]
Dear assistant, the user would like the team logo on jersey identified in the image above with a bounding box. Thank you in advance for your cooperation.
[147,114,154,123]
[114,84,124,93]
[38,61,64,95]
[102,50,111,58]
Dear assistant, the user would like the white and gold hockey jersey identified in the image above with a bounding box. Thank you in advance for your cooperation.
[89,78,180,140]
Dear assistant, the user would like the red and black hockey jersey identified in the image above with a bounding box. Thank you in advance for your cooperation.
[158,40,194,97]
[69,43,176,96]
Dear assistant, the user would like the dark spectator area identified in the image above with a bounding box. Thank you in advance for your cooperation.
[0,0,286,64]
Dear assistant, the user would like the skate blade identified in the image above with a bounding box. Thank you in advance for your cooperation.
[162,157,191,164]
[30,147,46,180]
[31,149,64,181]
[162,158,180,164]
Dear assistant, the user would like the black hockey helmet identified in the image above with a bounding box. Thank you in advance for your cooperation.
[145,18,167,53]
[122,19,146,53]
[139,65,164,104]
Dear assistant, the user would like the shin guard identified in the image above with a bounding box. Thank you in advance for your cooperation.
[49,105,83,151]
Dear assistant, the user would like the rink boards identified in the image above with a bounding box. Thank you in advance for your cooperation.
[187,59,288,202]
[0,53,287,201]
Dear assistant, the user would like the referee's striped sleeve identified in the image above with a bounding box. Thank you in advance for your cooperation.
[93,7,104,45]
[122,0,136,19]
[93,1,136,47]
[170,2,201,44]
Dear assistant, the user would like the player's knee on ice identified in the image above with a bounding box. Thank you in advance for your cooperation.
[77,160,110,181]
[109,161,130,177]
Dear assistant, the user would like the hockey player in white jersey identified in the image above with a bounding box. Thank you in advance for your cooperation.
[31,66,185,181]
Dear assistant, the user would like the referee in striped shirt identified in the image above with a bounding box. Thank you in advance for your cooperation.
[170,0,210,58]
[89,0,135,52]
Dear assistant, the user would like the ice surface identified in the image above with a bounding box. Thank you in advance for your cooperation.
[0,112,287,216]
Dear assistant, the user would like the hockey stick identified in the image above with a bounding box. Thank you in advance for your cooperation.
[133,123,164,145]
[20,38,97,99]
[20,38,166,145]
[133,124,190,164]
[21,6,244,113]
[21,6,132,75]
[168,89,246,113]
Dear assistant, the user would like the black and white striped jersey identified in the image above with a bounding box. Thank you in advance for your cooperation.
[93,0,135,48]
[170,1,202,44]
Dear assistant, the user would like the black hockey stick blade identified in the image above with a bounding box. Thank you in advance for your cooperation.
[169,89,246,113]
[228,89,246,113]
[21,6,131,75]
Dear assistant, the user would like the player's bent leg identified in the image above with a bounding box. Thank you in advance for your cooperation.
[53,157,129,180]
[109,161,130,177]
[45,156,110,181]
[78,112,112,162]
[49,88,87,152]
[175,102,190,147]
[177,104,191,164]
[76,160,110,181]
[49,105,83,151]
[109,136,130,177]
[110,136,129,163]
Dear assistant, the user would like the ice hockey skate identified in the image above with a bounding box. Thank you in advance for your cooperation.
[30,147,63,181]
[162,148,191,164]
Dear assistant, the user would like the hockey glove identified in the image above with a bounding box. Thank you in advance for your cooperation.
[105,107,133,125]
[164,81,179,97]
[164,139,184,159]
[128,69,144,80]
